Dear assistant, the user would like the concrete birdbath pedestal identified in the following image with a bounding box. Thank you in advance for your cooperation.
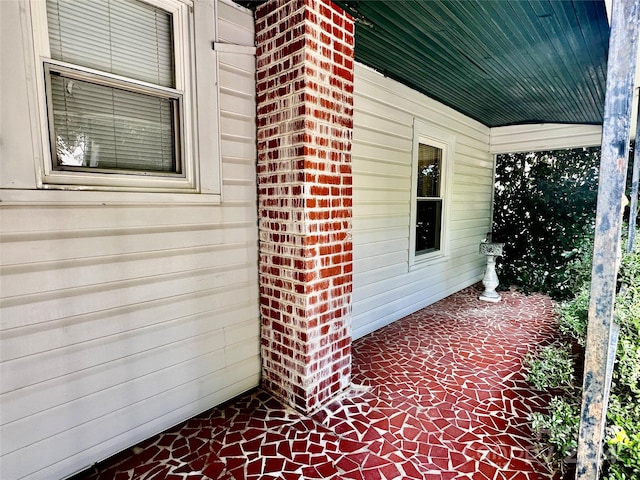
[479,237,504,303]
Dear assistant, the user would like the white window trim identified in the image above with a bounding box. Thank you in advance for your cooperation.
[28,0,222,197]
[409,118,455,268]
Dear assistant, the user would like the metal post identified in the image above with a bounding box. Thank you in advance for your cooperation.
[576,0,640,478]
[627,99,640,253]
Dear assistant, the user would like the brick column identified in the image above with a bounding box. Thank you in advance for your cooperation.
[255,0,354,413]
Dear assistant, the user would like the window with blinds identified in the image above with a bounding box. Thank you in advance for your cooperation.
[44,0,182,175]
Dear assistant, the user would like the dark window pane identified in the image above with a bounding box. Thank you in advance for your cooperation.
[416,199,442,254]
[417,144,442,197]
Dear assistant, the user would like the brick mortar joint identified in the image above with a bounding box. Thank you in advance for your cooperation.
[256,69,354,99]
[259,281,353,303]
[256,23,353,57]
[256,1,354,35]
[256,130,354,155]
[256,10,355,77]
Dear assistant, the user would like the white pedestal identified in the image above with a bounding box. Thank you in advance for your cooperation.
[479,254,501,303]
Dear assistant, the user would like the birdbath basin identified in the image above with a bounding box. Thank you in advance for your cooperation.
[479,241,504,302]
[479,242,504,257]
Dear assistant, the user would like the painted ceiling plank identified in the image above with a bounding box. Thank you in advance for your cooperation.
[472,0,585,123]
[537,1,602,117]
[352,7,506,120]
[354,34,500,121]
[330,0,609,127]
[425,0,588,124]
[444,0,556,124]
[570,0,610,103]
[375,1,539,125]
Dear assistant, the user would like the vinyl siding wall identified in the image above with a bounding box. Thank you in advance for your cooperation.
[0,2,259,479]
[351,64,494,339]
[490,123,603,154]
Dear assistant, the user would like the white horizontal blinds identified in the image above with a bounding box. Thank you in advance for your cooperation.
[50,74,176,172]
[45,0,179,173]
[46,0,175,88]
[112,88,176,172]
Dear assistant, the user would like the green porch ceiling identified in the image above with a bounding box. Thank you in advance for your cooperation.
[240,0,611,128]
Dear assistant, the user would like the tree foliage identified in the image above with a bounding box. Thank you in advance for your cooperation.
[492,147,601,299]
[499,144,640,478]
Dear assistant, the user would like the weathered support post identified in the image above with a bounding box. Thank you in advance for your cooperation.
[576,0,640,478]
[627,100,640,253]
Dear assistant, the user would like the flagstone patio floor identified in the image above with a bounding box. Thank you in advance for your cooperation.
[74,285,561,480]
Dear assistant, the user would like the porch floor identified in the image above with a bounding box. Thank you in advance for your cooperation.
[75,285,560,480]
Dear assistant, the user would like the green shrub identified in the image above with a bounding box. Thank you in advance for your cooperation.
[613,337,640,397]
[493,148,600,300]
[524,232,640,478]
[604,432,640,480]
[605,396,640,479]
[525,342,582,475]
[494,144,640,478]
[556,284,590,346]
[605,395,640,479]
[530,396,581,472]
[602,250,640,477]
[525,344,576,391]
[619,243,640,289]
[563,235,595,295]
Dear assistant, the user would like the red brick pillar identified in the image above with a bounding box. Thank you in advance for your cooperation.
[255,0,354,413]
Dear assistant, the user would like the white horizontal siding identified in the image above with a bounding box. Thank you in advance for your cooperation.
[0,2,259,480]
[490,123,603,154]
[351,63,492,339]
[217,0,254,46]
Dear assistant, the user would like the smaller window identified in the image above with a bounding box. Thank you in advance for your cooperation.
[410,120,455,265]
[416,144,443,254]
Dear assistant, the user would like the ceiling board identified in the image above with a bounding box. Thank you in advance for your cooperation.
[235,0,610,128]
[334,0,609,127]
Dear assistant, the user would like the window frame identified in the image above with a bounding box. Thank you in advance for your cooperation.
[29,0,221,195]
[43,61,185,177]
[409,119,455,267]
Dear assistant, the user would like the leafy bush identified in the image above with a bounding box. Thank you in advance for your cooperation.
[602,249,640,478]
[610,248,640,398]
[604,401,640,480]
[525,341,582,474]
[530,396,581,470]
[526,343,582,476]
[493,148,600,300]
[604,431,640,480]
[556,284,590,346]
[524,236,640,478]
[495,144,640,477]
[525,344,576,391]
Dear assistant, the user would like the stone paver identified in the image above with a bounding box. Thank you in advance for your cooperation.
[74,285,559,480]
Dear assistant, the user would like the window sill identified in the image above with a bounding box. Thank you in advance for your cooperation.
[0,188,222,206]
[409,252,449,271]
